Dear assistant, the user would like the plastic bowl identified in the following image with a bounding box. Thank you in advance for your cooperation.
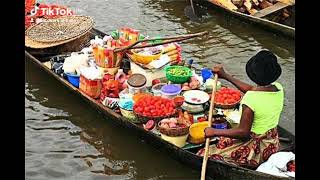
[151,83,167,96]
[165,66,192,84]
[65,73,80,88]
[130,49,163,64]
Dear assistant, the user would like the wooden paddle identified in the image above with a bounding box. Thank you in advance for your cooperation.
[113,31,208,53]
[200,73,218,180]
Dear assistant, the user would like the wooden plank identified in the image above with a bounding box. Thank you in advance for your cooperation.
[253,2,289,18]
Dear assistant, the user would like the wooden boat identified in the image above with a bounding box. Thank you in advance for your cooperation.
[25,28,295,180]
[198,0,295,39]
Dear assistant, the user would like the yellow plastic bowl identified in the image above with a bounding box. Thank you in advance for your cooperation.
[130,49,163,64]
[189,121,210,144]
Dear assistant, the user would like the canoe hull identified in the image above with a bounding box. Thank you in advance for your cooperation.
[25,28,294,180]
[201,0,295,39]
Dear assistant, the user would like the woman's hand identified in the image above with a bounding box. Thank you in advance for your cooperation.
[204,127,215,138]
[212,64,228,79]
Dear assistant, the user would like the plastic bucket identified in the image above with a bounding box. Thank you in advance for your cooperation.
[65,73,80,88]
[160,133,188,148]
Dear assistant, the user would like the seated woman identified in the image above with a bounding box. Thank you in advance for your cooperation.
[197,50,284,169]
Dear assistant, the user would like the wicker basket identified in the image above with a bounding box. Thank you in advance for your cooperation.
[25,15,93,54]
[134,111,178,124]
[158,122,190,137]
[26,16,94,43]
[214,99,241,109]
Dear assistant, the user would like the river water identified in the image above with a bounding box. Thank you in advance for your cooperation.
[26,0,295,179]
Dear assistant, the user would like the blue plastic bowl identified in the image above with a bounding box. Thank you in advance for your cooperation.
[65,73,80,88]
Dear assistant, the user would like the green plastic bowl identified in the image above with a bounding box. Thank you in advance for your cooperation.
[165,66,192,84]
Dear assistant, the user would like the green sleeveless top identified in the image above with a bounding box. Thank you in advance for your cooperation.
[240,82,284,134]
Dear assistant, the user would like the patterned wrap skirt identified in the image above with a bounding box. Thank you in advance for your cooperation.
[197,127,279,169]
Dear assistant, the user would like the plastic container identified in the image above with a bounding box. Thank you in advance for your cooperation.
[201,68,213,82]
[127,74,147,94]
[151,83,166,96]
[165,66,192,84]
[160,133,188,148]
[65,73,80,88]
[161,84,181,99]
[189,121,210,144]
[130,49,163,64]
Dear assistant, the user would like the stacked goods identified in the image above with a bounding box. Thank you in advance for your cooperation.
[162,43,182,64]
[91,27,142,73]
[79,66,103,99]
[229,0,292,16]
[62,53,89,75]
[91,36,124,72]
[214,87,242,109]
[212,0,293,18]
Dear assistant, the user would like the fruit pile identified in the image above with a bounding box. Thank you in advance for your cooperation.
[133,96,176,117]
[215,87,242,105]
[159,117,191,129]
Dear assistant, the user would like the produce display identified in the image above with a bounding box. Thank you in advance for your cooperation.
[215,87,242,105]
[36,25,294,178]
[159,118,189,129]
[181,77,201,90]
[133,96,176,117]
[168,67,190,76]
[165,66,192,84]
[143,120,156,131]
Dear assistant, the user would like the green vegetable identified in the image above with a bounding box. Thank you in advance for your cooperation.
[168,68,189,76]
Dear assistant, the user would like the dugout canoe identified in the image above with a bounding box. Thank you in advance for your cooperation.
[25,28,295,180]
[198,0,295,39]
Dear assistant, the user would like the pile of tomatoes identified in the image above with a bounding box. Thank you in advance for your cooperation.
[133,96,176,117]
[215,87,242,105]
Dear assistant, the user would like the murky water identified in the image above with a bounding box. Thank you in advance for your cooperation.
[26,0,295,179]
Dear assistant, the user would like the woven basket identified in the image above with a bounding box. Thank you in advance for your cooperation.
[158,121,190,137]
[214,99,241,109]
[134,111,178,124]
[26,16,94,43]
[25,16,93,53]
